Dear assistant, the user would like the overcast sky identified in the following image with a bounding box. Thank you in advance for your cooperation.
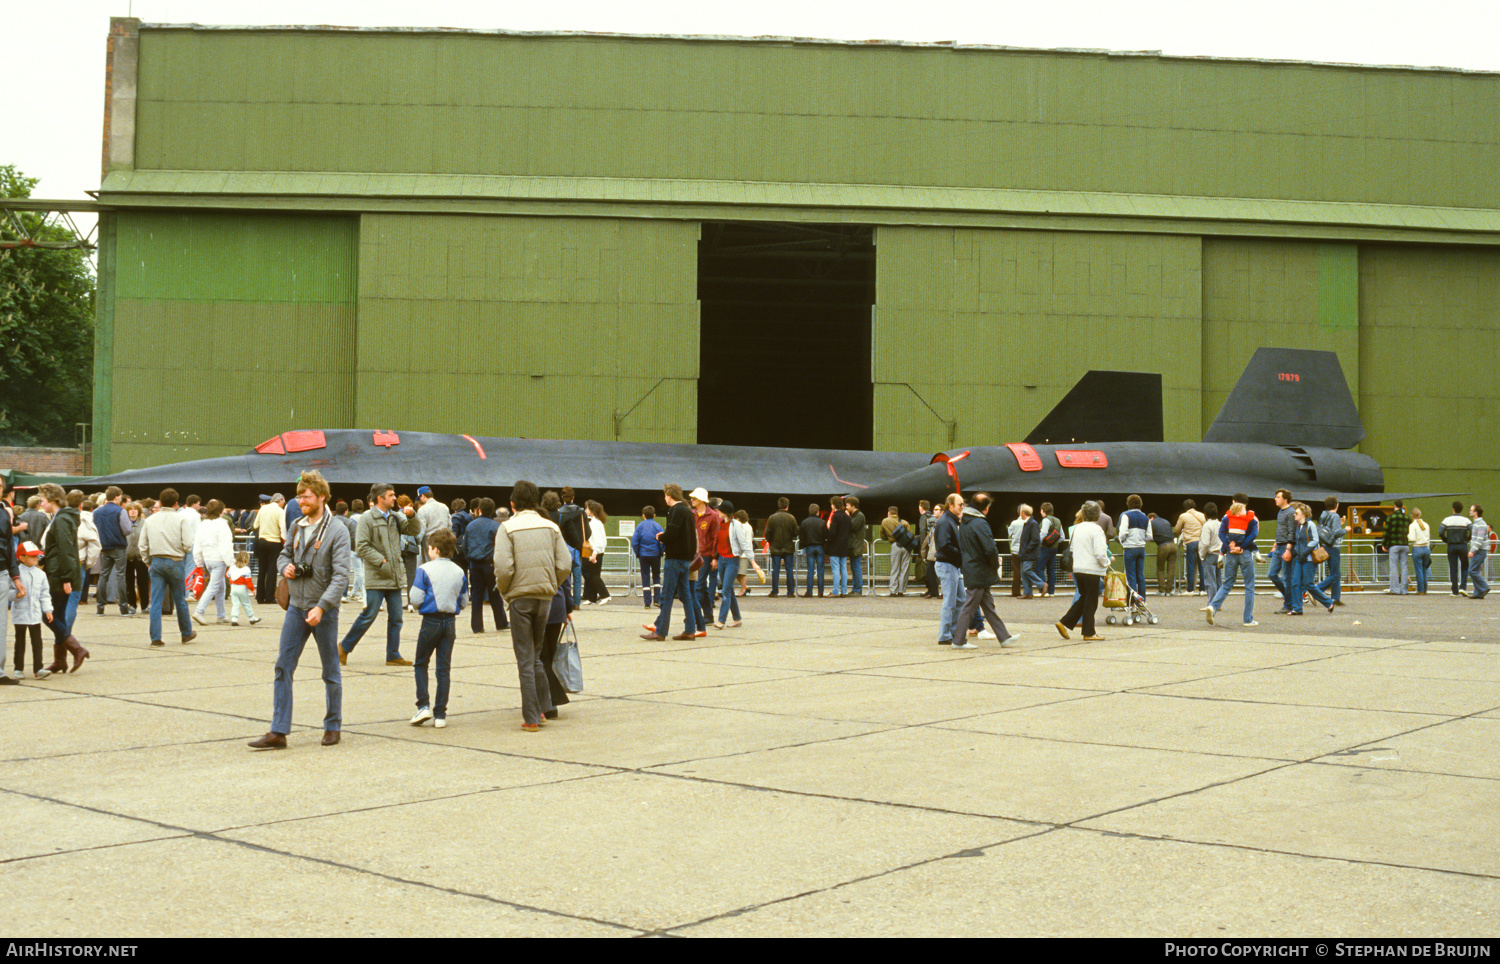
[5,0,1499,207]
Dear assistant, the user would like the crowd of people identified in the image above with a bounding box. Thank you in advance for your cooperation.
[2,476,1490,734]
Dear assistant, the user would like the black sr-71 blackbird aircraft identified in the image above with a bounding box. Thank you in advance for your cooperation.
[89,348,1405,514]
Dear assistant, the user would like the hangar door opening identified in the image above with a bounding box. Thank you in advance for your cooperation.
[697,222,875,450]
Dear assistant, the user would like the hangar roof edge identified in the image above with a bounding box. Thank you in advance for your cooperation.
[134,21,1499,78]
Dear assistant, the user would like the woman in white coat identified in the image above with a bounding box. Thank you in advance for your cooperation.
[192,500,235,624]
[1056,501,1111,641]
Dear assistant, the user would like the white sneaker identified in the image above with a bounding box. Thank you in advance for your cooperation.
[434,718,447,729]
[191,612,207,626]
[410,706,433,726]
[598,597,610,606]
[999,634,1021,647]
[977,630,997,639]
[249,616,262,625]
[952,640,978,649]
[34,668,51,679]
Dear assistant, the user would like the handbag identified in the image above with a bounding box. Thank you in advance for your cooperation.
[186,565,207,599]
[552,620,583,693]
[1311,545,1329,564]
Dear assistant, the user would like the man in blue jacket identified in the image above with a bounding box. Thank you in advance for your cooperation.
[93,486,133,616]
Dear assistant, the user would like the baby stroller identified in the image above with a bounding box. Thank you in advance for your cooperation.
[1102,568,1159,627]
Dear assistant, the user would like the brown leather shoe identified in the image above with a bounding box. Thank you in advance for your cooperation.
[181,632,197,645]
[321,730,340,746]
[338,645,348,666]
[385,658,412,666]
[248,732,287,750]
[670,632,694,641]
[640,633,666,640]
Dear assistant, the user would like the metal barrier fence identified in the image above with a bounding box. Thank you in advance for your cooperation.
[246,529,1493,599]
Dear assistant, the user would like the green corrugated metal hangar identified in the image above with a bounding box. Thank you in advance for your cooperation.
[93,18,1500,502]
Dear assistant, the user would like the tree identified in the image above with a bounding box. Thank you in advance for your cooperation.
[0,165,95,447]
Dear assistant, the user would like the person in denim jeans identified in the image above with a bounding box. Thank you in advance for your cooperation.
[339,483,421,667]
[826,496,851,597]
[1205,501,1259,627]
[799,504,826,597]
[249,471,351,750]
[1467,504,1489,600]
[1408,508,1432,594]
[1315,497,1345,604]
[934,493,965,643]
[408,529,467,728]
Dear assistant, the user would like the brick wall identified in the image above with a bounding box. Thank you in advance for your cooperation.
[0,447,87,476]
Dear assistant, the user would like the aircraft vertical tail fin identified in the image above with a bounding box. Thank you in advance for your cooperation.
[1202,348,1364,449]
[1024,371,1163,444]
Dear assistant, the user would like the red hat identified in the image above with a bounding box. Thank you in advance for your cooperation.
[17,541,42,558]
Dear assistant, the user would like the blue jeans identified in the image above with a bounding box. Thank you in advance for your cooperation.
[413,614,456,718]
[653,558,698,636]
[638,556,661,608]
[717,557,742,624]
[696,563,718,627]
[1315,545,1342,601]
[1183,541,1200,592]
[149,557,194,643]
[194,561,228,619]
[1412,545,1431,593]
[1301,560,1333,611]
[65,582,83,633]
[1211,551,1256,624]
[1469,549,1488,597]
[1268,547,1291,607]
[340,588,405,660]
[850,555,863,595]
[1123,547,1146,601]
[1387,545,1409,594]
[936,561,963,642]
[1038,546,1057,594]
[802,548,824,594]
[830,555,848,595]
[770,553,796,595]
[1020,559,1045,597]
[1200,552,1220,600]
[272,605,342,735]
[568,547,583,611]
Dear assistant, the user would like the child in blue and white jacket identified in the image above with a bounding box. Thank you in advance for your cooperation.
[11,542,54,681]
[408,529,468,729]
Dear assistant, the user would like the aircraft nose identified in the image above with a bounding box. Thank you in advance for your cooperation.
[859,461,960,504]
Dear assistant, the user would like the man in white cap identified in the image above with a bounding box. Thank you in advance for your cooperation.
[689,487,719,634]
[416,486,449,564]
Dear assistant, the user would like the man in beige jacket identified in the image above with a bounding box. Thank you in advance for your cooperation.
[494,479,573,731]
[1174,499,1208,595]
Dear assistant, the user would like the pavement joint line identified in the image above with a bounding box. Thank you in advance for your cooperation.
[633,765,1060,827]
[1104,689,1467,719]
[1064,822,1500,882]
[1304,757,1500,783]
[657,825,1065,934]
[0,785,647,932]
[1044,705,1500,833]
[200,768,628,834]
